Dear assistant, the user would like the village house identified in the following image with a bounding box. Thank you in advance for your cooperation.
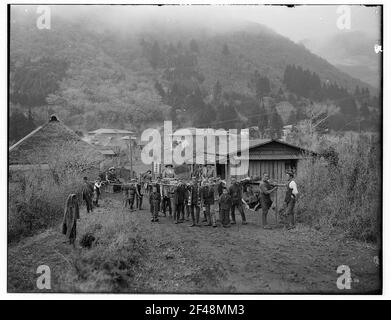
[9,115,105,182]
[215,138,317,183]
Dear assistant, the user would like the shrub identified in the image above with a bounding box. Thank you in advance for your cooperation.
[8,169,82,242]
[296,134,381,242]
[68,230,146,292]
[8,142,98,242]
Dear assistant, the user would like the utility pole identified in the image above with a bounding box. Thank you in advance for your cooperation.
[129,139,133,178]
[120,135,137,179]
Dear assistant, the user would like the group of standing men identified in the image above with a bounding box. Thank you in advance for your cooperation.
[80,165,299,231]
[147,169,298,230]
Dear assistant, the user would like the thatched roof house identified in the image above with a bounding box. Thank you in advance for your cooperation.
[9,115,104,170]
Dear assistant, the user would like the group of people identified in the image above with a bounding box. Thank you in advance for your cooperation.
[81,176,104,213]
[145,169,299,230]
[62,166,299,247]
[78,166,299,232]
[122,179,144,211]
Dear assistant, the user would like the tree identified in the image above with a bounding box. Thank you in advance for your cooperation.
[216,102,238,130]
[189,39,199,54]
[154,80,166,99]
[150,41,161,69]
[338,96,357,116]
[222,44,230,55]
[9,109,36,144]
[213,81,222,103]
[185,86,205,112]
[250,70,271,100]
[195,103,216,127]
[258,102,269,138]
[269,105,283,139]
[11,57,68,107]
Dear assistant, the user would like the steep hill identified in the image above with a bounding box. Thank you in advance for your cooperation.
[9,6,379,136]
[300,31,381,89]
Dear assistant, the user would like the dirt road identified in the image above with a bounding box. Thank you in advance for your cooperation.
[8,194,380,293]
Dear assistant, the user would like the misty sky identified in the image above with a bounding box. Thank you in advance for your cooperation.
[16,4,381,42]
[222,5,381,41]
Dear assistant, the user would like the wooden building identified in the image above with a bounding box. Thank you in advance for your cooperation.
[218,139,317,183]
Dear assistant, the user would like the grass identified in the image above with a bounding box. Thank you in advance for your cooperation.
[8,142,98,243]
[295,133,381,243]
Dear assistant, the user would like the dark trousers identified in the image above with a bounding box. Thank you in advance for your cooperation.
[93,189,100,206]
[261,200,272,226]
[190,204,200,225]
[163,197,172,216]
[185,204,191,220]
[231,201,246,223]
[125,197,135,210]
[202,207,207,221]
[221,209,230,226]
[136,195,143,210]
[285,199,295,225]
[175,203,185,222]
[84,196,93,213]
[218,204,223,223]
[204,204,212,225]
[151,201,159,220]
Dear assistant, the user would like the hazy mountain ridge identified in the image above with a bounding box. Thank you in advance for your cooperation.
[299,31,381,89]
[9,6,379,140]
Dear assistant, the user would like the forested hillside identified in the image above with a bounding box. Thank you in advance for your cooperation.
[9,6,381,144]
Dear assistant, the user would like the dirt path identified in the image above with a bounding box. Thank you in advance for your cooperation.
[8,194,380,293]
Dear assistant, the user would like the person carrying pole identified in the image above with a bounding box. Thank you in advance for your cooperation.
[228,177,247,225]
[219,186,232,228]
[136,178,143,210]
[259,173,277,229]
[283,170,299,230]
[174,180,186,224]
[82,177,94,213]
[150,185,161,222]
[62,194,80,247]
[201,179,216,227]
[189,176,201,227]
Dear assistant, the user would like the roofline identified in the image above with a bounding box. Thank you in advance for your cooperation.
[88,128,135,134]
[9,125,43,151]
[227,139,317,156]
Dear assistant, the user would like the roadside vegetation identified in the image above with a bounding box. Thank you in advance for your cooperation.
[294,133,380,242]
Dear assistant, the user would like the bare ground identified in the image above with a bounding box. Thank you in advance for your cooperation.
[8,194,381,294]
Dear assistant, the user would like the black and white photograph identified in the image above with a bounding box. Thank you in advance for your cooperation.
[6,2,383,296]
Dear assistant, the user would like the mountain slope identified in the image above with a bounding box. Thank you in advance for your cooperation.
[9,6,379,134]
[300,31,381,89]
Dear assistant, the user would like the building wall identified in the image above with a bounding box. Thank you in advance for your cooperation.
[248,159,298,182]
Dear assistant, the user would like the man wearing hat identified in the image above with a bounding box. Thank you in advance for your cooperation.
[162,164,175,178]
[201,179,217,227]
[174,180,186,224]
[150,184,161,222]
[162,179,172,217]
[229,177,247,225]
[189,176,201,227]
[284,170,298,230]
[217,177,225,223]
[184,182,191,221]
[219,185,232,228]
[106,167,116,183]
[82,176,94,213]
[202,164,215,179]
[126,179,138,211]
[135,178,143,210]
[259,173,278,229]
